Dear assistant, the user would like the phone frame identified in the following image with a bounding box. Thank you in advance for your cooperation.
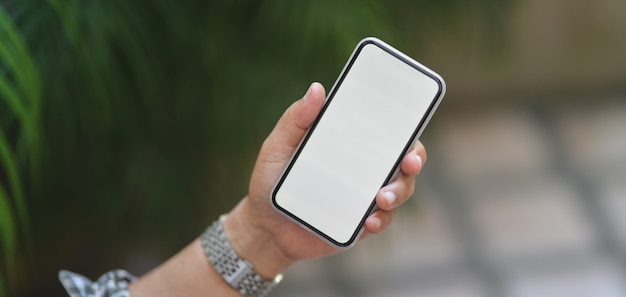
[270,37,446,248]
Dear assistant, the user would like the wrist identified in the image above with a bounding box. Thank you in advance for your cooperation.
[222,197,293,279]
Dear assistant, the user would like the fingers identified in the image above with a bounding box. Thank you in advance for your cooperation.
[376,172,415,211]
[266,82,326,149]
[364,209,396,234]
[375,145,425,211]
[364,143,428,236]
[364,172,415,235]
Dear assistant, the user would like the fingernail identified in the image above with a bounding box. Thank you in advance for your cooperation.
[370,216,382,229]
[415,154,423,169]
[384,191,396,206]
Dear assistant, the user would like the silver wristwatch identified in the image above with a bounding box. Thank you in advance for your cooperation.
[200,215,283,297]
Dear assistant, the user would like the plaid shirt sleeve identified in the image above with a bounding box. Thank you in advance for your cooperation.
[59,270,137,297]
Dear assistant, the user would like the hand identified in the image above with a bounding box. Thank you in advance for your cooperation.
[224,82,427,278]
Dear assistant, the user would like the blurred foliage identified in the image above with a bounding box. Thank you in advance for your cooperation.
[0,3,40,297]
[0,0,513,295]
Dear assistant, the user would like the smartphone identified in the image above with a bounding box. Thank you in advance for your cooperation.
[271,37,445,248]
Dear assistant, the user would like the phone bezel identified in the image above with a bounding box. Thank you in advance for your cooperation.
[270,37,446,248]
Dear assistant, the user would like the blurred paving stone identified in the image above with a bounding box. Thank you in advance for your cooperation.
[595,170,626,251]
[273,260,350,297]
[506,259,626,297]
[430,108,553,182]
[273,283,344,297]
[552,98,626,175]
[365,272,487,297]
[466,175,597,261]
[277,260,333,287]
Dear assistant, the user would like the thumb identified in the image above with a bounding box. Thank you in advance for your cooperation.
[268,82,326,149]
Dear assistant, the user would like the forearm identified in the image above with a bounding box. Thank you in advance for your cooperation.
[129,239,241,297]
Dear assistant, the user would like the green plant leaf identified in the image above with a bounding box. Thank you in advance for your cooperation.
[0,183,17,277]
[0,5,35,235]
[1,3,42,145]
[0,103,29,244]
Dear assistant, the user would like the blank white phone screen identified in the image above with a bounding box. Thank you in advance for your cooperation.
[273,42,441,245]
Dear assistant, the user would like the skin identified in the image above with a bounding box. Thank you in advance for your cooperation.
[129,82,427,296]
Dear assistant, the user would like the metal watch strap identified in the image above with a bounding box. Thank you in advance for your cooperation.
[200,215,282,297]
